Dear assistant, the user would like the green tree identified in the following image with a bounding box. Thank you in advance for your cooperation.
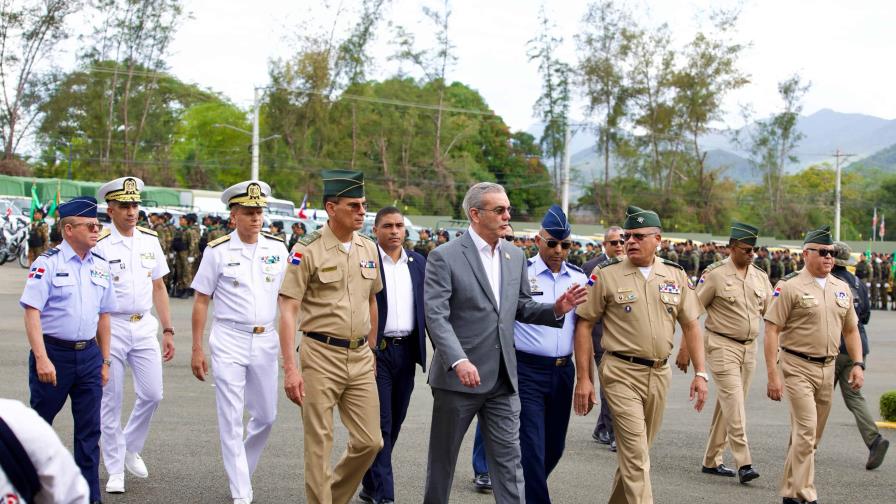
[170,101,251,189]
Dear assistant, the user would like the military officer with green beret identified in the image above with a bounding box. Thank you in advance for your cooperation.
[764,225,865,504]
[278,169,383,504]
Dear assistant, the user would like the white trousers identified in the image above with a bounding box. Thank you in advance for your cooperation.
[209,322,279,500]
[101,314,164,475]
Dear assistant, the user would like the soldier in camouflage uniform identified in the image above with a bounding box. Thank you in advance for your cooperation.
[781,249,796,277]
[27,208,50,265]
[753,247,771,277]
[414,228,436,258]
[174,213,200,298]
[870,254,882,309]
[769,250,783,286]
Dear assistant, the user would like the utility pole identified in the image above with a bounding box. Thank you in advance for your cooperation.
[251,87,261,181]
[561,125,571,216]
[832,148,854,241]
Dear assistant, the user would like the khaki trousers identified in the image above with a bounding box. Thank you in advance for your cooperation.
[300,337,383,504]
[780,351,835,502]
[702,330,756,469]
[600,354,670,504]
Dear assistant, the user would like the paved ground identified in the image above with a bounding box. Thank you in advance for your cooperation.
[1,261,894,503]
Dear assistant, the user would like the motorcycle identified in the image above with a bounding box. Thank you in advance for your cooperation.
[0,216,29,268]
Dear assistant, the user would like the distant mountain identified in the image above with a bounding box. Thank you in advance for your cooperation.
[851,142,896,172]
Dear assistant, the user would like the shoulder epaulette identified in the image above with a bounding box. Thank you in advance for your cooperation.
[360,234,376,244]
[662,258,684,270]
[40,247,60,258]
[298,231,321,246]
[566,262,583,273]
[208,235,231,248]
[781,271,800,282]
[527,258,535,266]
[261,232,284,242]
[596,256,623,270]
[749,262,770,275]
[137,226,158,237]
[97,228,111,241]
[91,251,106,261]
[703,260,726,275]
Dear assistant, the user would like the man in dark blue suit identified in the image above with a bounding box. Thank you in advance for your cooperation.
[360,207,427,504]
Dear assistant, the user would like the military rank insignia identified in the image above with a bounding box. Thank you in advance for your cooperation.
[290,252,303,266]
[360,260,376,268]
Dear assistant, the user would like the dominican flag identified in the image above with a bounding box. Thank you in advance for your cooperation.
[28,267,45,279]
[587,273,598,286]
[873,208,878,240]
[289,251,303,266]
[773,286,782,297]
[880,214,886,239]
[297,194,308,219]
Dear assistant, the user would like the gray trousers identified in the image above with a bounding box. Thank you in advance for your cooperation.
[834,353,880,446]
[424,379,525,504]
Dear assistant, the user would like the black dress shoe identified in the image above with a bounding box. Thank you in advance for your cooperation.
[358,487,375,503]
[593,430,611,444]
[782,498,802,504]
[701,464,736,477]
[473,473,492,493]
[737,465,759,484]
[867,434,889,470]
[609,440,617,452]
[380,500,395,504]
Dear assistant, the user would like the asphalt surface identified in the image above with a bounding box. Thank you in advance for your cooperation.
[1,261,894,503]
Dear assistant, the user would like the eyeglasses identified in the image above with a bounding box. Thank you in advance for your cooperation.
[475,206,513,216]
[344,201,369,212]
[69,222,102,232]
[735,245,759,254]
[605,240,625,246]
[805,247,834,257]
[541,236,572,249]
[622,232,658,242]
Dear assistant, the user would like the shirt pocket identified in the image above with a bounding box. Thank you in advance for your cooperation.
[316,266,345,300]
[141,255,158,271]
[52,274,76,299]
[660,292,680,319]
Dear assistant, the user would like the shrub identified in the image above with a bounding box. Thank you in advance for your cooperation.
[882,391,896,422]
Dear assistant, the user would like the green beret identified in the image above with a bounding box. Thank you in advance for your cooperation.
[623,205,661,230]
[803,225,833,245]
[322,169,365,198]
[730,221,759,246]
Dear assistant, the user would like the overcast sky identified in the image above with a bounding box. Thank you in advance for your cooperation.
[76,0,896,132]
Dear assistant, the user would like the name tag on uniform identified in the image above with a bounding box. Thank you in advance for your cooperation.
[140,252,155,260]
[55,272,69,277]
[322,266,337,272]
[226,262,240,267]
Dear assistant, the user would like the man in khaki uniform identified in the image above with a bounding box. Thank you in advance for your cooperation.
[278,169,383,504]
[690,222,771,484]
[574,205,709,504]
[764,225,865,504]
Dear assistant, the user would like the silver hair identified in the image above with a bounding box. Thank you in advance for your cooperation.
[462,182,506,220]
[603,226,623,240]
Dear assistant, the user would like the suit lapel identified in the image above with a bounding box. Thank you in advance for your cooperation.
[460,234,499,311]
[499,242,514,311]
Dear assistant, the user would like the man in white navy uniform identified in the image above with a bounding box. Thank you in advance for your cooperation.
[95,176,175,494]
[190,180,288,504]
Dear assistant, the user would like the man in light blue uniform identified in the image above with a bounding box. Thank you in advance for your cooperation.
[515,204,586,503]
[20,196,117,504]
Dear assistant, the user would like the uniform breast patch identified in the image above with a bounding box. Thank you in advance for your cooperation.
[289,252,302,266]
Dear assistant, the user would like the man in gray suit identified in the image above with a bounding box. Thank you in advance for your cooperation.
[423,183,587,504]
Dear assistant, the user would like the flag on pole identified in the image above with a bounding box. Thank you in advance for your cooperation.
[297,194,308,219]
[880,214,886,239]
[47,183,60,218]
[30,184,40,219]
[872,208,878,241]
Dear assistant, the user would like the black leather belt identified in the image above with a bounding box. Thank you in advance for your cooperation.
[609,351,668,369]
[782,347,834,364]
[516,350,572,367]
[378,336,410,350]
[305,332,367,350]
[711,330,752,345]
[43,335,96,351]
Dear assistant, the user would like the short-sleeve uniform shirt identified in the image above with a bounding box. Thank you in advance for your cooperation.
[20,240,117,340]
[93,225,168,314]
[764,269,859,357]
[191,231,288,326]
[279,223,383,339]
[697,258,772,341]
[576,257,702,359]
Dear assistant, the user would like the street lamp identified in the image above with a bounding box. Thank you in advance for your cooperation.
[211,123,281,180]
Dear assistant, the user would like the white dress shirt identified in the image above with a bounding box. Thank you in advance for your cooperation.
[467,226,502,309]
[379,245,415,335]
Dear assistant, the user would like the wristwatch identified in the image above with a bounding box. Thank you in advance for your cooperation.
[163,327,175,335]
[852,361,866,370]
[102,358,112,366]
[695,371,710,382]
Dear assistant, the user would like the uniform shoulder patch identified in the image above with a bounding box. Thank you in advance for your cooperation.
[360,234,376,244]
[208,235,231,248]
[596,256,623,270]
[262,232,284,242]
[40,247,60,258]
[97,228,111,241]
[91,251,106,261]
[662,258,684,270]
[780,271,800,282]
[566,262,583,274]
[703,260,725,275]
[137,225,158,237]
[749,262,770,276]
[298,230,321,246]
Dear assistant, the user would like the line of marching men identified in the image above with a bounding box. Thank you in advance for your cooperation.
[7,170,890,504]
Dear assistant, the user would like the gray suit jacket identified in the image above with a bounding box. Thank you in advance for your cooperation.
[424,231,562,393]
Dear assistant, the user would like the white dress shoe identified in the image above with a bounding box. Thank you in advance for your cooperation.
[125,451,149,478]
[106,473,125,493]
[233,499,252,504]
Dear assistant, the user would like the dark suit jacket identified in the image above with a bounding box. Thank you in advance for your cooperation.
[376,247,428,371]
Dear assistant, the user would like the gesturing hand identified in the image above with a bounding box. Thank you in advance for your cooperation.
[554,283,588,316]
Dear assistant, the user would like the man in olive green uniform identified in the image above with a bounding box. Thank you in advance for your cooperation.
[770,250,783,286]
[174,214,199,298]
[764,225,865,504]
[869,254,881,309]
[692,223,771,484]
[27,208,50,265]
[679,242,699,279]
[287,222,306,252]
[414,228,436,258]
[278,169,383,504]
[574,205,709,504]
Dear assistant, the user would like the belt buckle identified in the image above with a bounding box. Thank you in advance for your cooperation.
[555,357,566,366]
[378,339,387,351]
[653,359,664,369]
[129,314,142,322]
[74,341,87,350]
[252,326,264,334]
[349,338,360,350]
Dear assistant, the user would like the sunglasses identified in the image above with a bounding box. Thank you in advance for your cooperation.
[805,247,834,257]
[344,201,369,212]
[542,237,572,249]
[476,206,513,216]
[69,222,102,232]
[504,235,515,242]
[622,232,658,242]
[735,246,760,253]
[605,239,625,246]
